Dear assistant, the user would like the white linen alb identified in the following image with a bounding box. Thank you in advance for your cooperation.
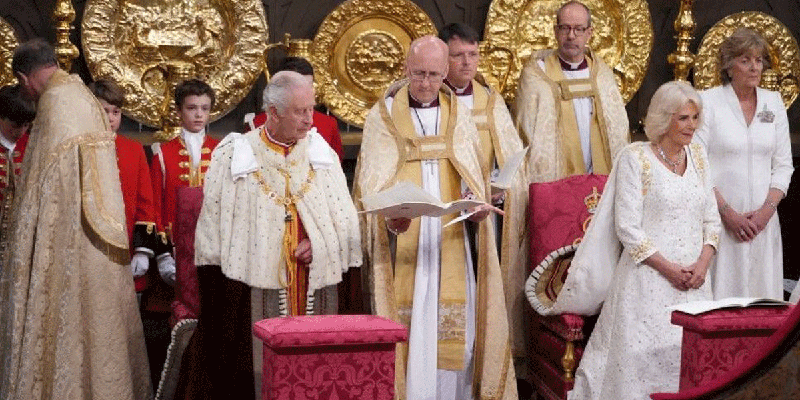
[385,96,477,400]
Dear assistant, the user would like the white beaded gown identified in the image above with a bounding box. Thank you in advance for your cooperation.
[568,142,721,400]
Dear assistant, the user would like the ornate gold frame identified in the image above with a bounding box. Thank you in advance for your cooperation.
[308,0,437,128]
[694,11,800,109]
[0,17,19,88]
[81,0,269,134]
[482,0,653,104]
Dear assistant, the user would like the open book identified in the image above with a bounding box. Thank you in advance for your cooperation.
[667,297,791,315]
[359,181,485,220]
[491,146,529,195]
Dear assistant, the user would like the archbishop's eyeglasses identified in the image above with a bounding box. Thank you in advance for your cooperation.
[409,70,445,82]
[555,24,590,35]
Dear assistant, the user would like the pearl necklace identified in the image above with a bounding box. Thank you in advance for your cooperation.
[656,143,684,173]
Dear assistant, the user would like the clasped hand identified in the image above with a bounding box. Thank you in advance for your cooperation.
[721,206,773,242]
[663,260,707,291]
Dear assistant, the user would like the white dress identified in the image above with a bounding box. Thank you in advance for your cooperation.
[694,85,793,300]
[569,143,721,400]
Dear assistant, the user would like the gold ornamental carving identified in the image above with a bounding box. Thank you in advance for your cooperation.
[309,0,437,127]
[0,17,19,87]
[667,0,696,81]
[482,0,653,104]
[81,0,269,138]
[694,12,800,109]
[53,0,80,71]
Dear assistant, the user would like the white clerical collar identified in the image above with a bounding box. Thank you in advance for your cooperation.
[408,92,439,109]
[558,55,588,71]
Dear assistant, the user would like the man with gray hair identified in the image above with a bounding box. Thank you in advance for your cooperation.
[354,35,517,399]
[174,71,362,399]
[0,39,152,399]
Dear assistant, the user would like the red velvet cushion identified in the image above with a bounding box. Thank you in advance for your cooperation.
[671,306,794,391]
[262,344,397,400]
[671,306,793,332]
[528,174,608,269]
[171,186,204,325]
[253,315,408,349]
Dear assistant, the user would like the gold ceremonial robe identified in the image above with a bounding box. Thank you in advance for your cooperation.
[514,49,629,182]
[465,76,532,368]
[354,82,517,399]
[0,70,152,400]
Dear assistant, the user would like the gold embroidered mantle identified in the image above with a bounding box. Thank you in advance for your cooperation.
[0,70,150,399]
[469,75,532,364]
[354,82,517,399]
[514,49,630,183]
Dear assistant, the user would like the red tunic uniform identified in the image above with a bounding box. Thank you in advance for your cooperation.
[116,134,160,292]
[148,134,219,313]
[0,132,29,240]
[150,134,220,240]
[251,110,343,161]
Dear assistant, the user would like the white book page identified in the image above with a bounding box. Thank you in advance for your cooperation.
[491,146,528,193]
[667,297,790,315]
[360,181,485,219]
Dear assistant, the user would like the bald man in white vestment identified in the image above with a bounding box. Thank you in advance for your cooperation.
[354,35,517,400]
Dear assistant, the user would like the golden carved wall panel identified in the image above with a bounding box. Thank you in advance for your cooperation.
[81,0,269,128]
[0,17,19,88]
[482,0,653,104]
[694,12,800,109]
[309,0,437,127]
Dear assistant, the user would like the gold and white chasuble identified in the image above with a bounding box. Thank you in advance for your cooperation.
[354,82,517,399]
[514,49,629,183]
[452,76,531,367]
[0,70,152,400]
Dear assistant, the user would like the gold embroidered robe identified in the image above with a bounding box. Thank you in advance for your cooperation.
[0,70,151,400]
[467,76,531,366]
[514,49,629,182]
[354,82,517,399]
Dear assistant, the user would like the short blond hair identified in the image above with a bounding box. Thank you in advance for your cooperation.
[644,81,702,142]
[719,28,770,84]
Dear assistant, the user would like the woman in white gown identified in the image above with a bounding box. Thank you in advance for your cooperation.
[693,28,793,300]
[568,81,721,400]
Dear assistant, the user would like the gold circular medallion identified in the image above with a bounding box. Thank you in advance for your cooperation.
[310,0,437,128]
[0,17,19,88]
[694,12,800,109]
[81,0,269,128]
[482,0,652,104]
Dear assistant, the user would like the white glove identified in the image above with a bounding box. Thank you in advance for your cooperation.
[157,253,176,286]
[130,252,150,278]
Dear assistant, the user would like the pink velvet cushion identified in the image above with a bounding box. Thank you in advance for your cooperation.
[528,174,608,269]
[253,315,408,349]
